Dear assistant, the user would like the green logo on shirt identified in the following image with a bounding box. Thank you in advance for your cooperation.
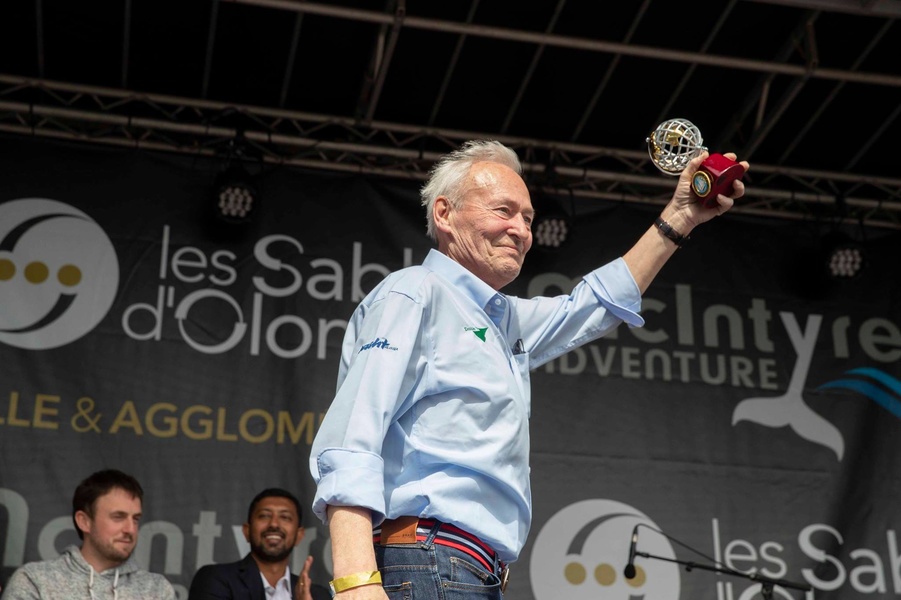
[464,326,488,342]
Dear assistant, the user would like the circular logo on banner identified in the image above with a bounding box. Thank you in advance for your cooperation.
[530,499,680,600]
[0,198,119,349]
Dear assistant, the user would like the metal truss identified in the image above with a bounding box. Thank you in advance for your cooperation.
[2,74,901,230]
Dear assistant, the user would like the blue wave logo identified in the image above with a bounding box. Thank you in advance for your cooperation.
[818,368,901,419]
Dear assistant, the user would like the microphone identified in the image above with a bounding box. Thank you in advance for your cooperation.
[623,524,640,579]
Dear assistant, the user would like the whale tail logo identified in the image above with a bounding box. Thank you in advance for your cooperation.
[732,392,844,460]
[732,312,845,460]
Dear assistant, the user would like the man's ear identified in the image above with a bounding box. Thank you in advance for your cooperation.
[74,511,92,536]
[293,526,305,547]
[434,196,453,234]
[242,522,250,543]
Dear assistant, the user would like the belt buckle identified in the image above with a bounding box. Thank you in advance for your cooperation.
[499,564,510,593]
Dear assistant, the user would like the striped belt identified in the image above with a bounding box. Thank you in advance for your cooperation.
[374,516,510,592]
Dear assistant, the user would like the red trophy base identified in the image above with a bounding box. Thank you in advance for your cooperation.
[690,153,745,208]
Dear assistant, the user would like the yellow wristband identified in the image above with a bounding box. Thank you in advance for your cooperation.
[329,571,382,595]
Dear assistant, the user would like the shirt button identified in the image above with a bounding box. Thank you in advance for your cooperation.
[495,299,502,305]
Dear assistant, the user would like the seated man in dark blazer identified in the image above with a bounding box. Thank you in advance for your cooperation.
[189,488,329,600]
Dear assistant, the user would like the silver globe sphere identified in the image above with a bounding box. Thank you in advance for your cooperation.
[647,118,707,175]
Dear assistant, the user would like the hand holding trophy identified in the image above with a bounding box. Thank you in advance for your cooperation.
[646,118,746,208]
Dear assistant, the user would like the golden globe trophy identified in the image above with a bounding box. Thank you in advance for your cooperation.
[646,118,745,208]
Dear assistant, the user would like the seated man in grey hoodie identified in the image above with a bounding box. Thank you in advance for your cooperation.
[1,468,175,600]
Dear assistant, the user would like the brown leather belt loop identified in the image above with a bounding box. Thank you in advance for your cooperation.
[380,516,419,545]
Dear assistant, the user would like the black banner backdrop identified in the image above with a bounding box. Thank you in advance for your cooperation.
[1,138,900,600]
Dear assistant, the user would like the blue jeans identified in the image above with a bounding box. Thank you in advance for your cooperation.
[375,525,504,600]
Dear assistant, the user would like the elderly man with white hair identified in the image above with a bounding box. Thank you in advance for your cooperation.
[310,139,748,599]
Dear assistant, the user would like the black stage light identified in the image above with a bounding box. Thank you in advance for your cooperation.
[533,213,571,250]
[531,190,574,251]
[822,231,867,280]
[213,165,259,224]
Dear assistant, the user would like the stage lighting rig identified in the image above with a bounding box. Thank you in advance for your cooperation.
[821,231,867,280]
[213,164,259,224]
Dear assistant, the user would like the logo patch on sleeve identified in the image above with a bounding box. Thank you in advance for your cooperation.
[360,337,398,352]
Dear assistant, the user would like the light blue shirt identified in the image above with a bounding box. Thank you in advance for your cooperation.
[261,567,292,600]
[310,249,643,562]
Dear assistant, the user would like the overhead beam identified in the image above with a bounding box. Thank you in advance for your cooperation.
[2,74,900,230]
[279,13,304,108]
[201,0,220,99]
[222,0,901,87]
[740,0,901,17]
[363,0,405,122]
[501,0,567,134]
[427,0,480,126]
[122,0,132,88]
[3,73,897,186]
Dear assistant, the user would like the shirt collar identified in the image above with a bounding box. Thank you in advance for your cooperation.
[261,566,292,598]
[423,249,508,329]
[423,249,502,309]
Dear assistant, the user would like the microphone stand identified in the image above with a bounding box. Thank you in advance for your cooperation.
[633,549,811,599]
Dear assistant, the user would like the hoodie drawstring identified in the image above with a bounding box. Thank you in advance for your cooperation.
[88,564,119,600]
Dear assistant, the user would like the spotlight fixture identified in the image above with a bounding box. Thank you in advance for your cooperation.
[213,165,259,225]
[821,231,867,280]
[530,190,575,251]
[826,240,866,279]
[533,214,571,249]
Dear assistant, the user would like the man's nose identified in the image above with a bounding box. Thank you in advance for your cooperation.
[264,515,283,529]
[508,214,531,238]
